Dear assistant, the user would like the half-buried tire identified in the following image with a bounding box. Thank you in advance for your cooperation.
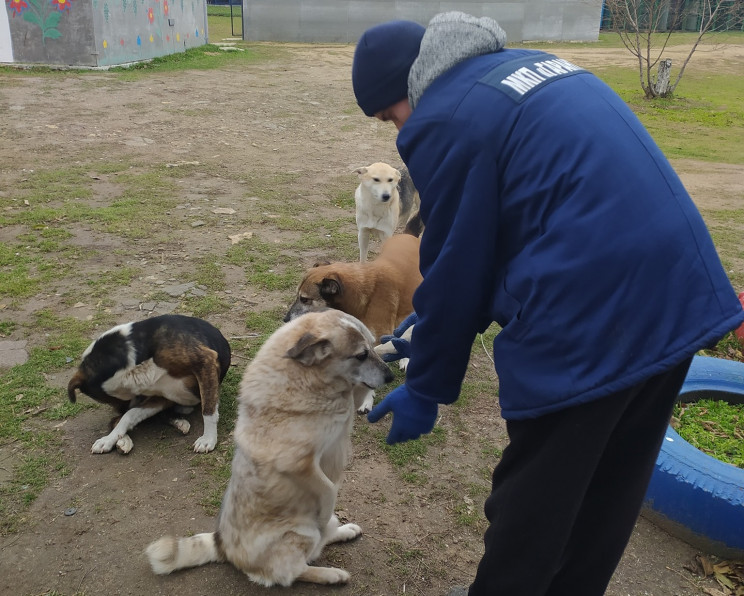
[642,355,744,559]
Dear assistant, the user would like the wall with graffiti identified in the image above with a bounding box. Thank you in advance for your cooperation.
[1,0,207,67]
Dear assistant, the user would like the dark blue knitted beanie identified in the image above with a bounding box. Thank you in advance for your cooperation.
[352,20,426,117]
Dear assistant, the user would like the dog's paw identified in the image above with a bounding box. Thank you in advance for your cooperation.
[193,435,217,453]
[116,434,134,454]
[323,568,351,585]
[356,391,374,415]
[373,342,395,357]
[169,417,191,435]
[336,523,362,542]
[398,357,409,372]
[91,435,118,454]
[301,566,351,585]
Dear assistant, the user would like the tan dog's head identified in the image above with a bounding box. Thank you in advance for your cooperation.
[283,263,346,323]
[355,162,401,204]
[283,310,394,389]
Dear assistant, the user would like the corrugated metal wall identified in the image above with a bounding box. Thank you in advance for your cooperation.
[241,0,605,43]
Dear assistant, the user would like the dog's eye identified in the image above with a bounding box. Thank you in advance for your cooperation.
[299,297,311,304]
[372,178,380,182]
[354,349,368,362]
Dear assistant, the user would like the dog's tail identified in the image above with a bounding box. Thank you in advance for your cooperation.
[67,370,84,403]
[398,167,424,238]
[403,211,424,238]
[146,532,222,575]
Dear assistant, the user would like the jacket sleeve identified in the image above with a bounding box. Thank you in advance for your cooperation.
[398,116,501,406]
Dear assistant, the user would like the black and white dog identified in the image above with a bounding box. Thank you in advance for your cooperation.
[68,315,231,455]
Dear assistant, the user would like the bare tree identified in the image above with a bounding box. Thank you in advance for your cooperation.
[602,0,744,98]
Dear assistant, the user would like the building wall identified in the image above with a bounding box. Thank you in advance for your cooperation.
[94,0,208,67]
[1,0,208,67]
[242,0,604,43]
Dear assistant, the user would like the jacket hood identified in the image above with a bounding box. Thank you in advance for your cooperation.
[408,12,507,109]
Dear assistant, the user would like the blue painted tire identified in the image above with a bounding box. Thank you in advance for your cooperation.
[643,355,744,558]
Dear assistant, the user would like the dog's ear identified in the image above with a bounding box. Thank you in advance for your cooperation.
[354,167,367,177]
[312,260,331,268]
[319,275,342,299]
[285,332,332,366]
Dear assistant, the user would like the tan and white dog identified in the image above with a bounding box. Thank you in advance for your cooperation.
[354,162,420,262]
[146,310,393,587]
[67,314,231,455]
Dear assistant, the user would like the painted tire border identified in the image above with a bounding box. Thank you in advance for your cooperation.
[642,355,744,558]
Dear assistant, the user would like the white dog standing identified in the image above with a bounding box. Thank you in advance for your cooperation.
[355,162,419,262]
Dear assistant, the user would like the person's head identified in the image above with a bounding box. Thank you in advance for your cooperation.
[352,20,425,129]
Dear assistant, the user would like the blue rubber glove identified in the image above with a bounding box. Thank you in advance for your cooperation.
[367,384,438,444]
[378,312,418,363]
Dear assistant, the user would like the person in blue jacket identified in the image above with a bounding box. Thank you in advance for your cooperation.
[352,12,744,596]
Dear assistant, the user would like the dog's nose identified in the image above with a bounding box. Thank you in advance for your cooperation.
[381,194,391,202]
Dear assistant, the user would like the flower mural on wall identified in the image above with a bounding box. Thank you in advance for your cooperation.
[7,0,29,17]
[5,0,74,40]
[51,0,71,11]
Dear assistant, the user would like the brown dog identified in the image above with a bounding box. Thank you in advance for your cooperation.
[284,233,422,343]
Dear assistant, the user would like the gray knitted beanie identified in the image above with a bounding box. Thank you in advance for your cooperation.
[408,12,507,109]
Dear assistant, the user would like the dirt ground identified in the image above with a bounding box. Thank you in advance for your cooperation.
[1,39,743,596]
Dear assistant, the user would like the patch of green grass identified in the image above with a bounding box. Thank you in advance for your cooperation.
[674,398,744,468]
[184,294,232,318]
[384,541,425,579]
[43,400,95,421]
[238,310,287,362]
[244,309,285,336]
[0,263,41,300]
[699,209,744,290]
[453,499,481,527]
[0,398,75,533]
[13,167,94,204]
[457,379,497,411]
[480,440,503,460]
[333,189,355,212]
[0,320,17,336]
[108,43,261,79]
[226,236,304,292]
[579,61,744,164]
[1,167,181,240]
[381,426,446,467]
[518,31,744,52]
[0,235,78,302]
[400,471,428,485]
[193,256,228,292]
[86,266,140,298]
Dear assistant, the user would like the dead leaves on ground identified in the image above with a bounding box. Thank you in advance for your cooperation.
[685,555,744,595]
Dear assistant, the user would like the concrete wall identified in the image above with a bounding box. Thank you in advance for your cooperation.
[242,0,604,43]
[1,0,208,67]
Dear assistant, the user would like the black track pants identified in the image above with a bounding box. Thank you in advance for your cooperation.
[468,358,692,596]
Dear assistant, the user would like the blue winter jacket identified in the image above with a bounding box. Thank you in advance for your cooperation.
[398,48,744,420]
